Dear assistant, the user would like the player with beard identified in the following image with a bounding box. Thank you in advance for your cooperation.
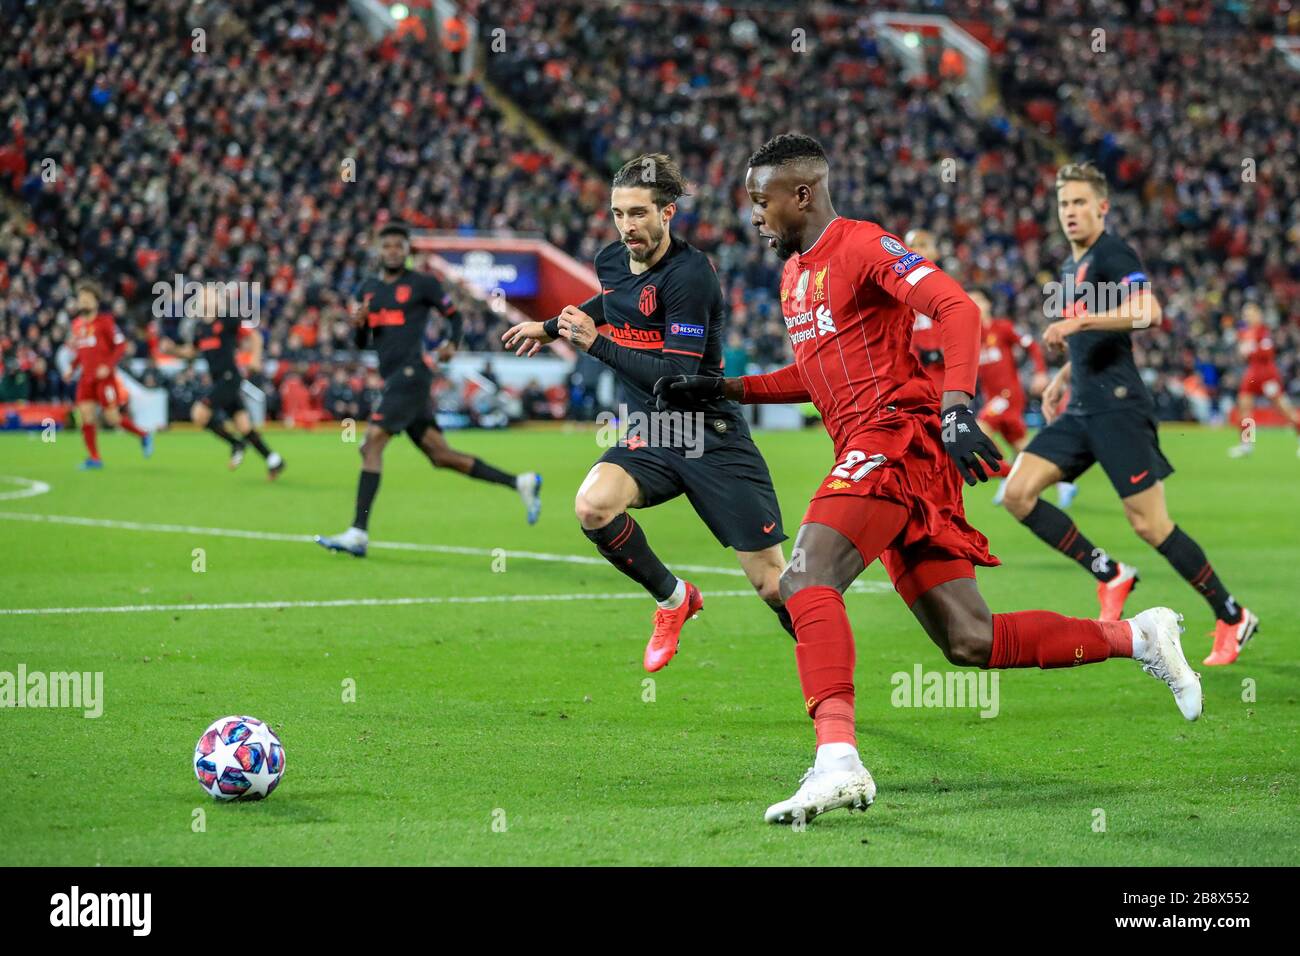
[503,154,793,671]
[1002,163,1257,666]
[657,135,1201,825]
[315,223,542,557]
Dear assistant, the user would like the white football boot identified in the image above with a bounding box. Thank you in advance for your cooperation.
[1130,607,1202,721]
[517,472,543,525]
[314,526,368,558]
[1227,443,1253,458]
[765,746,876,825]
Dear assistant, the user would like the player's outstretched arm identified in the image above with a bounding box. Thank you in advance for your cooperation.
[653,362,810,411]
[501,320,555,357]
[561,303,703,389]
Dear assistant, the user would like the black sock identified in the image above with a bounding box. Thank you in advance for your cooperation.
[583,513,677,601]
[244,429,272,459]
[1157,526,1242,623]
[353,470,381,532]
[469,457,516,489]
[1020,500,1119,583]
[206,416,242,451]
[774,604,797,642]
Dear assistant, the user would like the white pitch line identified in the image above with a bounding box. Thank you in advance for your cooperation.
[0,506,894,615]
[0,589,764,616]
[0,476,51,501]
[0,510,754,577]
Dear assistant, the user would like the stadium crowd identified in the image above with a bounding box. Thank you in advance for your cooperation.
[1,0,1296,425]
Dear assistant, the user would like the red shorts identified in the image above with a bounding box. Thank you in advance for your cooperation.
[978,392,1027,445]
[1240,364,1283,399]
[802,409,1000,606]
[75,372,127,408]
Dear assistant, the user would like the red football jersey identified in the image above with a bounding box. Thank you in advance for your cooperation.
[977,317,1044,402]
[1240,325,1276,367]
[745,217,979,454]
[70,313,127,373]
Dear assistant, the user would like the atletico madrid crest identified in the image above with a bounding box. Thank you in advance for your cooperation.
[395,284,411,304]
[639,284,657,316]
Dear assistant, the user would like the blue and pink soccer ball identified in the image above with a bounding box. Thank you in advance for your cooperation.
[193,715,285,801]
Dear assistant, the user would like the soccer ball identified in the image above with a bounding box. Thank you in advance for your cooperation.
[193,715,285,801]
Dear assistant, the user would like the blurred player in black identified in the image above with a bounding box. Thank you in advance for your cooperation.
[315,223,541,557]
[503,154,791,672]
[161,287,284,479]
[1002,162,1256,665]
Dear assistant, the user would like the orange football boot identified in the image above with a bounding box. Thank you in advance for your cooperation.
[644,582,703,672]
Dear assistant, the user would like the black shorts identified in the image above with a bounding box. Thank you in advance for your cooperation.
[1024,407,1173,498]
[599,423,786,552]
[200,371,246,416]
[371,365,440,439]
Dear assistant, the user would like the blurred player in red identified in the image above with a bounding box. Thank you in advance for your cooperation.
[1227,302,1299,458]
[904,228,945,393]
[969,288,1078,508]
[657,135,1201,825]
[69,280,153,470]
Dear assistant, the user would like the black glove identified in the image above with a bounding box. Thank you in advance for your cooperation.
[652,374,723,412]
[940,404,1004,485]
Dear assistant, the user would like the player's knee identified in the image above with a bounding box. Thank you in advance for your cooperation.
[754,572,782,606]
[778,564,822,603]
[1128,511,1170,547]
[943,614,993,667]
[1001,479,1037,520]
[574,490,615,529]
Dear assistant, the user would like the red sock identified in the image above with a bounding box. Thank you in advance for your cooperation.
[81,423,99,460]
[989,611,1132,668]
[118,415,146,438]
[812,698,856,747]
[786,585,856,744]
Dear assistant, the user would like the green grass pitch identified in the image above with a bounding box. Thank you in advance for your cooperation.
[0,420,1296,866]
